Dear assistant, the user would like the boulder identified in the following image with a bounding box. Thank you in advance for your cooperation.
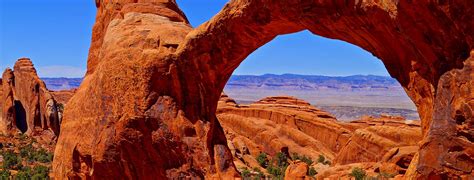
[284,160,308,180]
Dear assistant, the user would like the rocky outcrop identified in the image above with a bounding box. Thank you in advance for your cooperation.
[218,95,345,162]
[1,70,15,135]
[284,161,309,180]
[1,58,60,136]
[218,95,422,177]
[53,1,237,179]
[334,125,421,165]
[53,0,473,178]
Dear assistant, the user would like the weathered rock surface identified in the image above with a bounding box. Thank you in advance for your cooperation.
[53,1,237,179]
[218,95,343,162]
[218,95,422,177]
[284,161,309,180]
[53,0,473,178]
[1,58,60,137]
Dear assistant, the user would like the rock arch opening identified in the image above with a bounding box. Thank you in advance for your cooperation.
[222,30,419,121]
[216,30,424,178]
[13,100,27,133]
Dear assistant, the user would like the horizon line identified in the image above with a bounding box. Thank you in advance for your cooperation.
[38,73,393,79]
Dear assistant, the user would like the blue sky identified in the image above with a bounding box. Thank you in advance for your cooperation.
[0,0,389,78]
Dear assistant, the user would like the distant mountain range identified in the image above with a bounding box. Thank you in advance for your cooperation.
[42,78,82,91]
[226,74,401,90]
[41,74,417,120]
[42,74,400,91]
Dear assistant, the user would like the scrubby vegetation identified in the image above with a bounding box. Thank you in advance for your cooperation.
[292,153,313,166]
[308,167,317,177]
[317,154,331,165]
[241,168,251,180]
[350,167,367,180]
[256,152,269,168]
[245,152,332,179]
[253,167,264,180]
[0,134,53,179]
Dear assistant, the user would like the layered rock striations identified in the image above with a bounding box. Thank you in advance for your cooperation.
[217,95,422,178]
[53,0,473,178]
[0,58,60,137]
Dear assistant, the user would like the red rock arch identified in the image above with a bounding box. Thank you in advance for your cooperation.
[53,0,473,179]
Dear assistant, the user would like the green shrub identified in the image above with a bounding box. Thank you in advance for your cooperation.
[317,154,325,164]
[16,166,32,179]
[323,160,331,165]
[256,153,269,168]
[275,152,288,168]
[241,168,251,180]
[15,165,49,180]
[308,167,317,177]
[266,165,284,180]
[20,144,34,158]
[350,167,367,180]
[33,148,53,163]
[31,165,49,180]
[2,150,21,170]
[0,169,10,179]
[292,153,313,166]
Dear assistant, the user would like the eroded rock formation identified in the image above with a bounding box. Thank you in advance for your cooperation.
[218,95,422,178]
[53,0,473,178]
[53,1,237,179]
[0,58,60,137]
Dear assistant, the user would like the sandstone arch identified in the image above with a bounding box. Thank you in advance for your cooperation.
[53,0,473,179]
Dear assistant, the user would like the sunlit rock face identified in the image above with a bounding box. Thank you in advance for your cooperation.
[53,0,473,179]
[1,58,60,137]
[217,94,422,178]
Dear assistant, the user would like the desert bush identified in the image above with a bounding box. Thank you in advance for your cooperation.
[275,152,288,168]
[2,150,21,170]
[256,152,269,168]
[308,167,317,177]
[350,167,367,180]
[33,148,53,163]
[266,165,284,180]
[241,168,251,180]
[20,144,33,158]
[317,154,325,164]
[15,166,31,179]
[0,169,10,179]
[21,145,53,163]
[15,165,49,180]
[292,153,313,166]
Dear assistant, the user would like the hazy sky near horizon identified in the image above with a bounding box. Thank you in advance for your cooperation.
[0,0,390,78]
